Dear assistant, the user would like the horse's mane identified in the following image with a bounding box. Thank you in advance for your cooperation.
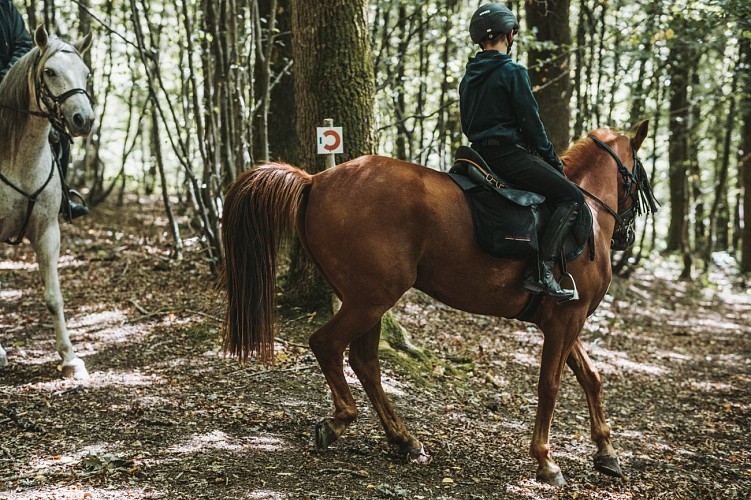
[0,37,68,157]
[560,128,623,174]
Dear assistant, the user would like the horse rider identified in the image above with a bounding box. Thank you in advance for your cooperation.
[459,3,584,302]
[0,0,89,221]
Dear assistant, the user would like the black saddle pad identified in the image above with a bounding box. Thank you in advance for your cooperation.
[447,167,593,261]
[448,171,543,259]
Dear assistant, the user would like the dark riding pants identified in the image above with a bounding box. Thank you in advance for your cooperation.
[473,144,583,210]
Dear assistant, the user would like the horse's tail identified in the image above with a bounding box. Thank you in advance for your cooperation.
[219,163,312,364]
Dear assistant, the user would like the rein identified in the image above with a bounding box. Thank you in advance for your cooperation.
[1,147,58,245]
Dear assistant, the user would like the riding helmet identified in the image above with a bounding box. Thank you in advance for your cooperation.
[469,4,519,44]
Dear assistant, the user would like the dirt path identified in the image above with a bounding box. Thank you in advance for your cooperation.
[1,201,749,499]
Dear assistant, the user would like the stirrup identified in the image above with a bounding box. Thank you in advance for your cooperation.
[556,273,579,303]
[68,189,88,207]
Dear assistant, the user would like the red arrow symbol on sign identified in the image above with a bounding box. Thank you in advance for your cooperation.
[322,130,341,152]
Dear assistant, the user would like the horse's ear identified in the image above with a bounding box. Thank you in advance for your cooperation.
[34,25,49,51]
[73,32,93,55]
[631,119,649,151]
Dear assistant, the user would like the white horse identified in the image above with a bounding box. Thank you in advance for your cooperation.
[0,26,94,379]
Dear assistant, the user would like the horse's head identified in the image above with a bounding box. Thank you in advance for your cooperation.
[586,120,659,250]
[32,26,94,137]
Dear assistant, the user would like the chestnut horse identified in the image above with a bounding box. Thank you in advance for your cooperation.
[220,121,656,486]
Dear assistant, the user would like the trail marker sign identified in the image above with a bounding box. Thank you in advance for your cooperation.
[317,126,343,155]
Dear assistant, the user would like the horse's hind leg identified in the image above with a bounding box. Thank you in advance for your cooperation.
[309,301,385,451]
[566,339,623,478]
[32,224,88,379]
[349,319,429,463]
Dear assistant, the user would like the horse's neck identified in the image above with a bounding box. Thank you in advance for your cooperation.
[1,118,53,186]
[567,162,618,232]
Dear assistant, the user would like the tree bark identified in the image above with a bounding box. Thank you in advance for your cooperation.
[666,42,691,259]
[740,37,751,273]
[526,0,572,150]
[287,0,376,313]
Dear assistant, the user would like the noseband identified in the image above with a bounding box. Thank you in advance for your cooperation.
[582,135,659,250]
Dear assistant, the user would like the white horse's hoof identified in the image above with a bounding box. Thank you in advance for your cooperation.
[408,445,432,464]
[0,354,7,369]
[60,358,89,380]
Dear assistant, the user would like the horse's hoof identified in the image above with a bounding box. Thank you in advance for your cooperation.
[315,419,338,451]
[0,355,7,369]
[60,358,89,380]
[594,455,624,478]
[536,470,567,487]
[407,444,432,464]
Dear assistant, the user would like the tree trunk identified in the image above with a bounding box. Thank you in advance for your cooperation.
[740,37,751,273]
[526,0,572,150]
[666,43,691,258]
[287,0,376,313]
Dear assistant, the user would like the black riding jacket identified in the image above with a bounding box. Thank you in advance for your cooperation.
[459,50,557,164]
[0,0,32,82]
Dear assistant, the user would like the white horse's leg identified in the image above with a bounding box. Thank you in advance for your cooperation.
[32,223,88,379]
[0,342,7,369]
[0,278,6,368]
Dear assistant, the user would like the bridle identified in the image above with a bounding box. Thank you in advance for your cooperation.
[34,49,94,136]
[0,47,93,136]
[579,134,659,250]
[0,46,92,245]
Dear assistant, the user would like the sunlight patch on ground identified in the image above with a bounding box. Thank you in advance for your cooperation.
[57,254,89,268]
[688,380,736,393]
[84,369,163,389]
[2,369,162,395]
[6,486,148,499]
[0,288,22,301]
[653,349,694,362]
[169,430,288,454]
[585,343,666,375]
[512,352,539,367]
[68,309,129,332]
[0,260,36,271]
[245,491,284,500]
[505,479,560,499]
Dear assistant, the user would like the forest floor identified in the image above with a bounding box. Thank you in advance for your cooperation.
[0,198,749,500]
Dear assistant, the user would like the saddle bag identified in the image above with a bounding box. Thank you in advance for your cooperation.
[448,146,545,259]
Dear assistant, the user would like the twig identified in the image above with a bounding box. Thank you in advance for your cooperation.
[129,299,149,315]
[128,306,221,323]
[274,337,308,349]
[319,468,369,478]
[0,408,42,433]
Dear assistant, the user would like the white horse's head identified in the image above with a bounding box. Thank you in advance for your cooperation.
[33,26,95,137]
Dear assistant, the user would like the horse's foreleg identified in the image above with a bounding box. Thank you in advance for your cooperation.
[567,339,623,478]
[531,334,577,487]
[349,319,428,463]
[0,341,7,369]
[32,224,88,379]
[309,302,383,451]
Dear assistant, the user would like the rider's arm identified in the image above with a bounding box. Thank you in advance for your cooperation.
[508,65,564,172]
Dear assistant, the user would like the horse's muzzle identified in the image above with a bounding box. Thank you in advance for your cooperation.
[68,112,94,137]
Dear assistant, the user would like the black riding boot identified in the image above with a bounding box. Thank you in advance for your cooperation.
[52,132,89,222]
[522,201,580,301]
